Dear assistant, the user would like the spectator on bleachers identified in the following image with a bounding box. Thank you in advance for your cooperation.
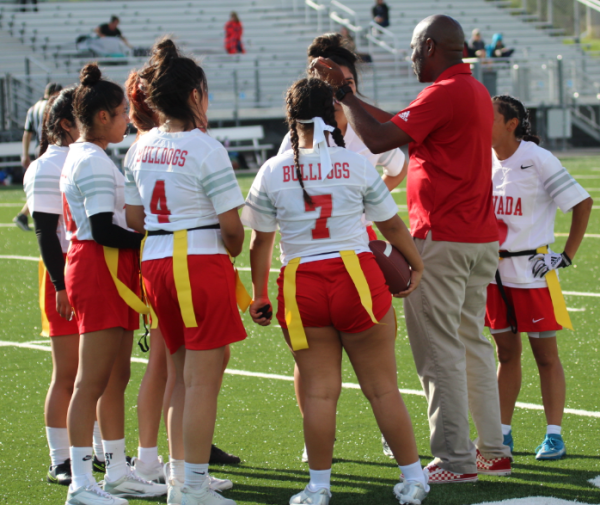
[372,0,390,28]
[225,12,245,54]
[94,15,131,49]
[487,33,514,58]
[14,82,62,232]
[469,29,486,58]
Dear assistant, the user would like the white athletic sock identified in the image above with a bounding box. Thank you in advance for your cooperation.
[92,422,104,462]
[46,427,70,467]
[547,425,562,436]
[399,461,429,491]
[501,424,512,436]
[307,468,331,492]
[184,462,209,489]
[169,458,185,483]
[138,446,159,465]
[103,439,128,482]
[70,446,95,490]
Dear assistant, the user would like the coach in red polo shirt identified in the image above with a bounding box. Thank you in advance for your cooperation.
[312,15,512,482]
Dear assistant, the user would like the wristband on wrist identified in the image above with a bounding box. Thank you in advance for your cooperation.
[335,84,353,102]
[561,251,572,266]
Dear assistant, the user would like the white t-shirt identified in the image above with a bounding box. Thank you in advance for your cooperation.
[241,146,399,265]
[278,123,405,177]
[124,128,245,261]
[492,141,589,287]
[23,145,69,253]
[60,142,129,241]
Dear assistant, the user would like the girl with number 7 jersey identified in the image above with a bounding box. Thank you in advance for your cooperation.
[242,78,428,505]
[123,39,246,505]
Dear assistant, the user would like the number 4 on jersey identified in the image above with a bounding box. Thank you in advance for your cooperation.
[305,194,332,240]
[150,180,171,223]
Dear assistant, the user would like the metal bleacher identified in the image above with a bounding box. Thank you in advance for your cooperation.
[2,0,600,135]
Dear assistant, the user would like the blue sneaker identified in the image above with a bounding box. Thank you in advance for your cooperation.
[503,431,514,452]
[536,434,566,460]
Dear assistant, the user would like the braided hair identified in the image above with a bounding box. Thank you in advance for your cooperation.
[285,78,345,205]
[493,95,540,145]
[39,87,76,156]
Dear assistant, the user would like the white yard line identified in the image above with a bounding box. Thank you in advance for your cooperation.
[0,255,38,261]
[1,339,599,419]
[555,233,600,238]
[0,203,24,207]
[0,223,16,227]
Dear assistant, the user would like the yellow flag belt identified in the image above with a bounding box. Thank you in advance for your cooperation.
[284,250,379,351]
[536,246,573,330]
[103,246,150,316]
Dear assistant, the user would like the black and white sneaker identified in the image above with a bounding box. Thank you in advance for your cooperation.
[93,455,132,473]
[47,458,71,486]
[209,445,240,465]
[13,213,30,231]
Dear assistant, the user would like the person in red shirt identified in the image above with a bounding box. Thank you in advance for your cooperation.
[224,12,245,54]
[312,14,512,483]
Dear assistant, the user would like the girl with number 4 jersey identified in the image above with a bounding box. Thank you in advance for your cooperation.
[486,95,593,462]
[243,78,428,505]
[61,64,166,505]
[124,39,246,505]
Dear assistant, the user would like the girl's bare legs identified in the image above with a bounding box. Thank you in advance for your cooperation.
[529,337,565,427]
[492,331,523,425]
[341,307,419,466]
[46,334,79,428]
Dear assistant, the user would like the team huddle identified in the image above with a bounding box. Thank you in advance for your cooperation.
[23,13,592,505]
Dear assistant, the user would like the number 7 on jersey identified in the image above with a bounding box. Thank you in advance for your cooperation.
[305,194,332,240]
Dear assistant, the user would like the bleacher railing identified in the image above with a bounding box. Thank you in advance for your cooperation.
[305,0,327,34]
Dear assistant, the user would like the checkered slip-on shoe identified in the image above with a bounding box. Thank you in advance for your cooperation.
[476,450,512,476]
[424,463,478,484]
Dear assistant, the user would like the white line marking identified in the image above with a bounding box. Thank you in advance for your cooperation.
[555,232,600,238]
[572,174,600,179]
[473,498,595,505]
[0,223,16,227]
[1,339,599,418]
[0,203,24,207]
[237,266,279,273]
[567,307,586,312]
[563,291,600,297]
[391,188,405,193]
[0,255,38,261]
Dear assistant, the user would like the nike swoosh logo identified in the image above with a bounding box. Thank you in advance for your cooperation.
[521,165,533,169]
[532,318,544,323]
[192,471,206,475]
[83,455,92,461]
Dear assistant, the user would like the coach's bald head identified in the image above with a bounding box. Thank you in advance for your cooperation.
[410,15,465,83]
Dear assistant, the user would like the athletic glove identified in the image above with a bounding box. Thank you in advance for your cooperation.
[529,249,572,279]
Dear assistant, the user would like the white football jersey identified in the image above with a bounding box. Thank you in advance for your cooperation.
[492,141,589,287]
[278,123,405,177]
[124,128,245,261]
[241,146,399,265]
[60,142,129,241]
[24,145,69,252]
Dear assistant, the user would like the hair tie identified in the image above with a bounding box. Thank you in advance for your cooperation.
[297,117,335,178]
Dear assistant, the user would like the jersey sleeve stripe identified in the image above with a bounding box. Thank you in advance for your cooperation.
[549,179,578,198]
[82,189,116,198]
[30,181,60,190]
[202,167,233,184]
[77,173,115,185]
[206,181,240,199]
[378,150,394,166]
[203,172,237,194]
[245,200,275,216]
[247,190,275,210]
[545,173,574,194]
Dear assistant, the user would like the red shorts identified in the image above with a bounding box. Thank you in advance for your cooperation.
[39,258,79,337]
[276,252,391,333]
[141,254,247,353]
[367,225,378,241]
[65,240,140,335]
[485,283,562,333]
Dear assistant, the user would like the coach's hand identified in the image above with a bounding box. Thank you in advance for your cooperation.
[529,249,572,279]
[309,57,346,88]
[56,289,74,321]
[250,297,272,326]
[392,269,422,298]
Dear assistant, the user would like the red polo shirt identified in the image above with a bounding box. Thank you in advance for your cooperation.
[391,63,498,243]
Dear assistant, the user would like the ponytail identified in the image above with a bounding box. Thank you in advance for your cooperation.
[493,95,540,145]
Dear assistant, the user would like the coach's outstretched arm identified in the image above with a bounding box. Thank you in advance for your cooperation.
[311,57,412,154]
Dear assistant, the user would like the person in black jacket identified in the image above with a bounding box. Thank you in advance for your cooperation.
[372,0,390,28]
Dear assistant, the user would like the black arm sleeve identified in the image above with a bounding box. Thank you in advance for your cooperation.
[32,211,66,292]
[89,212,143,249]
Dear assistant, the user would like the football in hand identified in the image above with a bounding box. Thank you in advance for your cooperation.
[369,240,411,294]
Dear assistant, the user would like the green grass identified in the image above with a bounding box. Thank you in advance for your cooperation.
[0,157,599,504]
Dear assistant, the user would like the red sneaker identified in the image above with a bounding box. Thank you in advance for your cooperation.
[476,450,512,476]
[424,463,478,484]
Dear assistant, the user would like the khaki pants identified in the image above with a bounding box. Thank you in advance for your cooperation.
[403,235,511,474]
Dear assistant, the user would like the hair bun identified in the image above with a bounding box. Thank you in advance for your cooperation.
[308,33,356,63]
[151,37,179,66]
[80,63,102,87]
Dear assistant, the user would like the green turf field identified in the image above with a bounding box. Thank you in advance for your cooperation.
[0,157,599,505]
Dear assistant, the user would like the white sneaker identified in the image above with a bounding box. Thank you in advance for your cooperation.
[66,482,129,505]
[301,445,308,463]
[393,481,429,504]
[103,467,167,497]
[167,477,183,505]
[180,481,236,505]
[382,434,394,459]
[131,456,166,483]
[208,474,233,492]
[289,486,331,505]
